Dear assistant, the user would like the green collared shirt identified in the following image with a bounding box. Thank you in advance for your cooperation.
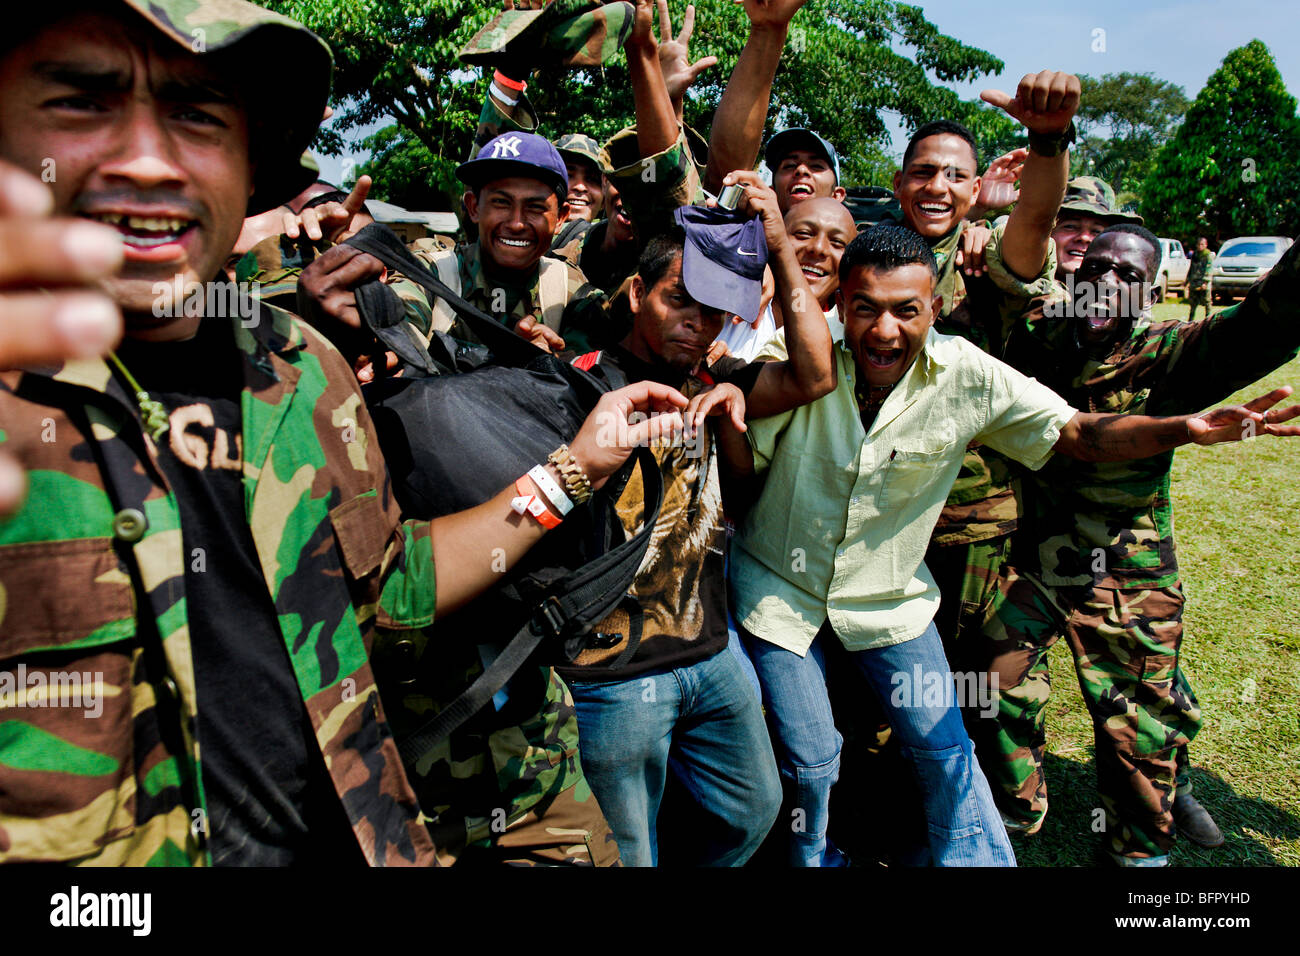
[731,329,1077,654]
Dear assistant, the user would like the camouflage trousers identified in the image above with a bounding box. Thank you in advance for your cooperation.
[969,567,1202,859]
[440,780,622,867]
[926,535,1015,658]
[1187,285,1212,322]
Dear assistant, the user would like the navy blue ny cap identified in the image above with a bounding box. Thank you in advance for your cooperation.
[764,128,842,185]
[673,205,769,325]
[457,132,569,195]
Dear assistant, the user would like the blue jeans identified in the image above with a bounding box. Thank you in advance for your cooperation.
[567,647,781,867]
[745,620,1016,867]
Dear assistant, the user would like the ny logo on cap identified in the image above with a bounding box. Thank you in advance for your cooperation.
[492,135,523,159]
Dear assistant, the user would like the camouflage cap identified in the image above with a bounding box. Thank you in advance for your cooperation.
[461,0,633,69]
[1058,176,1143,225]
[599,126,639,175]
[554,133,604,174]
[116,0,333,214]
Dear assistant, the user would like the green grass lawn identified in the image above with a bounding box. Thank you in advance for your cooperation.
[1010,302,1300,867]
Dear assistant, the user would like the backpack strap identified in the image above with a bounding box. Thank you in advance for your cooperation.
[426,249,461,335]
[537,256,568,331]
[395,444,664,762]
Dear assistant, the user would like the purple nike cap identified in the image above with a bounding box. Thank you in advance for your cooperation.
[672,205,769,324]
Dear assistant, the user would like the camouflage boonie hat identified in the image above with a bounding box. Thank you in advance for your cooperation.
[554,133,604,175]
[118,0,333,214]
[1059,176,1143,225]
[461,0,633,69]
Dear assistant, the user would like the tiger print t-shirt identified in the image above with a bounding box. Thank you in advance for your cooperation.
[556,346,762,682]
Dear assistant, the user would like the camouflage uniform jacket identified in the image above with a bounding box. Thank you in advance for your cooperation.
[928,220,1060,545]
[0,304,442,865]
[231,253,595,861]
[1003,237,1300,588]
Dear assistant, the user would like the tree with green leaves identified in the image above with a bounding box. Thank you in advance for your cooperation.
[1069,72,1188,206]
[265,0,1010,206]
[1142,40,1300,241]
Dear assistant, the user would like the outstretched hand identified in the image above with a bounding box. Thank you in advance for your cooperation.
[1188,386,1300,445]
[974,147,1028,213]
[0,159,124,513]
[284,176,372,244]
[570,380,689,489]
[657,2,718,108]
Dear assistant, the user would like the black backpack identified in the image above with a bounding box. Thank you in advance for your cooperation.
[338,224,657,760]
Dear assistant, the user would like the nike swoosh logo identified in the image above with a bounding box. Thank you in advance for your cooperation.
[738,249,759,256]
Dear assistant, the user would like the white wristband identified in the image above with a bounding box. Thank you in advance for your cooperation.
[528,464,573,516]
[490,81,519,106]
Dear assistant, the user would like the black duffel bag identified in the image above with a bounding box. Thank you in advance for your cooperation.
[338,224,658,760]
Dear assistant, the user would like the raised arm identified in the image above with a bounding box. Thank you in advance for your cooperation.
[1146,236,1300,414]
[628,0,681,160]
[724,170,836,417]
[703,0,808,195]
[980,70,1080,281]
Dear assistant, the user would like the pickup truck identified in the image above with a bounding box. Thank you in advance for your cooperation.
[1156,238,1190,298]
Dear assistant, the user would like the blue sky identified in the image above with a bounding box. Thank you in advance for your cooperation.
[317,0,1300,187]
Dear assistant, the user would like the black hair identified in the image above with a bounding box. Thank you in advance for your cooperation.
[1096,223,1161,273]
[636,229,687,290]
[902,119,980,171]
[839,222,938,284]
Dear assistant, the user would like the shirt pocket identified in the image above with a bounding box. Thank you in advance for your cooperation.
[878,435,956,516]
[0,538,139,863]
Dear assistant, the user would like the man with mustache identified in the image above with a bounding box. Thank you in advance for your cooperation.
[0,0,682,866]
[980,224,1300,865]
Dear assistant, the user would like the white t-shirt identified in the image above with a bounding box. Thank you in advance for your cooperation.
[713,304,842,363]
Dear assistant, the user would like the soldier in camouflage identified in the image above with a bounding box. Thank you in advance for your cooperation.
[0,0,680,866]
[298,0,691,357]
[1187,236,1214,321]
[979,223,1300,864]
[554,133,605,226]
